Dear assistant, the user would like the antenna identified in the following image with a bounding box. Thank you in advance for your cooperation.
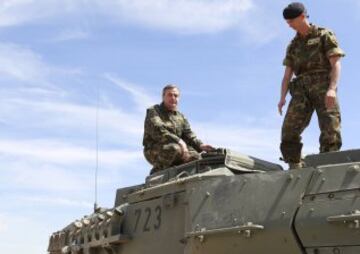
[94,82,100,212]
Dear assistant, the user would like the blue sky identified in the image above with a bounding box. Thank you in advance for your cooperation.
[0,0,359,253]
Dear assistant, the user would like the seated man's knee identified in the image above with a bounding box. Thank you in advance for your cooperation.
[187,146,201,160]
[158,143,183,166]
[163,143,182,155]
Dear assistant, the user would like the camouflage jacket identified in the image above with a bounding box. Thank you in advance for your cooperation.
[283,24,345,76]
[143,103,203,151]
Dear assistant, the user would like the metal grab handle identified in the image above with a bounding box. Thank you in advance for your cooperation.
[186,222,264,239]
[327,210,360,229]
[175,171,190,179]
[327,210,360,222]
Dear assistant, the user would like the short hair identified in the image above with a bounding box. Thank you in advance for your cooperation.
[162,84,179,96]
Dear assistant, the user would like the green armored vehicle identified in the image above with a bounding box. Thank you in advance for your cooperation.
[48,149,360,254]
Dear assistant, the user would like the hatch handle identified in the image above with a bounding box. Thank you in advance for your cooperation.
[186,222,264,240]
[327,210,360,229]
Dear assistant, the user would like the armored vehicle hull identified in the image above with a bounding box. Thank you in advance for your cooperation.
[49,149,360,254]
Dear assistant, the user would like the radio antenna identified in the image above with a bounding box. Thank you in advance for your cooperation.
[94,82,100,212]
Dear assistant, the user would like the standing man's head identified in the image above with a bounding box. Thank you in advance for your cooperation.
[283,2,309,32]
[162,84,180,111]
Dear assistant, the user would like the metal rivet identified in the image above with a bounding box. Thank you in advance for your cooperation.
[354,220,360,229]
[333,247,340,254]
[197,235,205,242]
[74,221,83,229]
[82,218,90,226]
[328,193,335,199]
[61,246,70,254]
[115,208,124,216]
[244,230,251,238]
[106,211,114,217]
[349,164,360,172]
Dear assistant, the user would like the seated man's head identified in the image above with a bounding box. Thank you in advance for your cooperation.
[162,84,180,111]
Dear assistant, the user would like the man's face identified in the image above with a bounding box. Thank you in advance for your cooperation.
[286,14,304,31]
[163,88,180,111]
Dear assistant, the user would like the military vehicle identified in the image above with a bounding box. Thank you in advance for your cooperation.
[48,149,360,254]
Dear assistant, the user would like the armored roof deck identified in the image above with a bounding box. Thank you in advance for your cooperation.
[145,149,283,186]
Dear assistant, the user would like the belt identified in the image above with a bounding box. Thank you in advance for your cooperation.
[293,71,329,86]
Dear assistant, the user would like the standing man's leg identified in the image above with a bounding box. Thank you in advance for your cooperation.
[311,82,342,153]
[281,92,313,168]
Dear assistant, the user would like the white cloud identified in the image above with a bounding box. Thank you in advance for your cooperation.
[193,122,282,163]
[52,29,90,42]
[8,164,92,191]
[105,73,157,111]
[0,139,142,167]
[0,42,82,88]
[0,0,282,42]
[0,0,82,27]
[0,97,143,145]
[0,0,253,32]
[0,0,287,44]
[0,145,144,193]
[0,215,8,233]
[0,213,54,253]
[107,0,254,34]
[0,42,50,83]
[22,196,93,208]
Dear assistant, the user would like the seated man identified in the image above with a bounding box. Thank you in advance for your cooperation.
[143,84,214,174]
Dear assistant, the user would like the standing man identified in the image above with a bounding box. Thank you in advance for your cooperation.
[278,2,345,169]
[143,84,214,174]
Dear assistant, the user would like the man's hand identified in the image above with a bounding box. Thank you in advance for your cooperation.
[178,139,190,161]
[326,56,341,110]
[278,98,286,115]
[278,66,293,116]
[182,151,191,162]
[325,88,337,110]
[200,144,215,152]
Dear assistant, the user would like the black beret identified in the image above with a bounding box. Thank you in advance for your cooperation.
[283,2,307,19]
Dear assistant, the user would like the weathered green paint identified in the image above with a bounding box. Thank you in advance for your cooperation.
[48,149,360,254]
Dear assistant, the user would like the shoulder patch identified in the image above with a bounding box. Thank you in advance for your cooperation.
[307,37,321,45]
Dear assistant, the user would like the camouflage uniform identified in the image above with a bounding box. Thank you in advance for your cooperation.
[281,24,345,163]
[143,103,203,173]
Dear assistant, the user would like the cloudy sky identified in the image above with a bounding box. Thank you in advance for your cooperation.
[1,0,359,253]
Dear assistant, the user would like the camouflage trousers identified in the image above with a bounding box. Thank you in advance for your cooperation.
[144,143,200,174]
[280,75,342,163]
